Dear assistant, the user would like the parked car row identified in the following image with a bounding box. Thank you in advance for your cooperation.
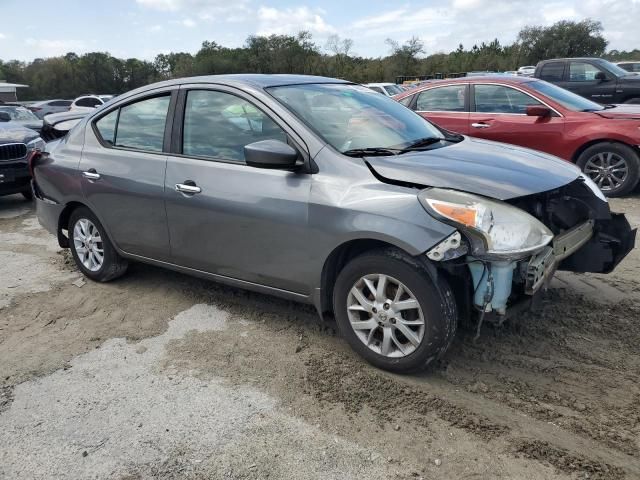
[393,70,640,196]
[24,74,635,373]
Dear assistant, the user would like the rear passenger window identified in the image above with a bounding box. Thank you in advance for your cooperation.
[115,96,170,152]
[539,62,565,81]
[94,95,170,152]
[416,85,466,111]
[182,90,287,163]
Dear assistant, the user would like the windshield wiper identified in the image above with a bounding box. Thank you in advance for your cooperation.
[342,147,400,157]
[399,137,445,152]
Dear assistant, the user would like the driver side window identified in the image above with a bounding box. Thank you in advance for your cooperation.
[182,90,287,163]
[474,85,542,114]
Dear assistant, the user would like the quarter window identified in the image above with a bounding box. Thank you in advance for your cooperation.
[474,85,542,114]
[416,85,466,112]
[398,95,414,107]
[539,62,565,81]
[95,110,118,145]
[182,90,287,163]
[569,62,604,82]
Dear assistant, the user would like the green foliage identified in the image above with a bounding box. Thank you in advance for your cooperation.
[0,19,621,100]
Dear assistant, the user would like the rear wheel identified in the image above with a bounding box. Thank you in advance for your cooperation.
[577,142,640,197]
[68,207,128,282]
[333,248,457,373]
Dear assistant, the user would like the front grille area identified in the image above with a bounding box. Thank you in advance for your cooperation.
[0,143,28,161]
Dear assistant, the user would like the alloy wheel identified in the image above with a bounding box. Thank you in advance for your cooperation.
[346,273,425,358]
[583,152,629,192]
[73,218,104,272]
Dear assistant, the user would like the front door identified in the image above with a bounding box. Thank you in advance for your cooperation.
[468,83,564,155]
[79,92,174,260]
[565,61,616,103]
[164,87,312,294]
[412,84,470,135]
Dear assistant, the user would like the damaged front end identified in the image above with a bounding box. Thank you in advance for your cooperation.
[421,175,636,330]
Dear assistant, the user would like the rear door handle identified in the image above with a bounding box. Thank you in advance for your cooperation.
[82,169,101,180]
[175,183,201,195]
[471,122,491,129]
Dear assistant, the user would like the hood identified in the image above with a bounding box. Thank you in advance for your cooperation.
[12,119,43,132]
[0,123,40,145]
[594,104,640,120]
[365,137,581,200]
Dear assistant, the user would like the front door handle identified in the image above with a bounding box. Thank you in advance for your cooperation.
[471,122,491,129]
[82,169,101,181]
[175,182,202,195]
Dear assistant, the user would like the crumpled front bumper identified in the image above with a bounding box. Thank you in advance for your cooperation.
[525,214,636,295]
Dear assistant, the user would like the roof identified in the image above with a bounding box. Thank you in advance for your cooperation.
[538,57,604,63]
[173,74,348,88]
[112,74,351,105]
[393,75,540,99]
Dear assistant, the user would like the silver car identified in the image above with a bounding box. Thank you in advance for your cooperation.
[32,75,635,372]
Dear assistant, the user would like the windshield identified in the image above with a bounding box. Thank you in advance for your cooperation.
[0,106,39,121]
[268,83,445,153]
[527,80,604,112]
[601,60,632,77]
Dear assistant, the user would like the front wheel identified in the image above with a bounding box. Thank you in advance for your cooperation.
[333,248,457,373]
[577,142,640,197]
[69,207,128,282]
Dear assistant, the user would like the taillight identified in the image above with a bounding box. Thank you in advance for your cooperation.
[28,150,42,178]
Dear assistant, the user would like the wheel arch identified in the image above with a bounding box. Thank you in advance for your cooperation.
[57,201,87,248]
[571,138,640,164]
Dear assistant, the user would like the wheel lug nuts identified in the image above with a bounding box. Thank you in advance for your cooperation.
[372,307,377,313]
[383,303,390,310]
[390,318,396,324]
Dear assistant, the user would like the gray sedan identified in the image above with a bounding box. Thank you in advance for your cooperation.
[32,75,635,372]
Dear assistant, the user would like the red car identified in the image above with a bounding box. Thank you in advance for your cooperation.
[394,76,640,196]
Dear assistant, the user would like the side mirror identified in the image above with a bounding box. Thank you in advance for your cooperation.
[526,105,552,117]
[244,139,299,169]
[0,112,11,122]
[595,71,608,82]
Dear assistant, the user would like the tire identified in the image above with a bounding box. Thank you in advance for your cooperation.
[68,207,128,282]
[577,142,640,197]
[21,189,33,201]
[333,247,457,373]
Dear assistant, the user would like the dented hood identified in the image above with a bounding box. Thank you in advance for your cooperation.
[593,104,640,120]
[366,137,581,200]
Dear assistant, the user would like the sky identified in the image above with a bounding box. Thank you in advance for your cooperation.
[0,0,639,61]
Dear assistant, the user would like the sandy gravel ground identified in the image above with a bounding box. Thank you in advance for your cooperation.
[0,192,638,480]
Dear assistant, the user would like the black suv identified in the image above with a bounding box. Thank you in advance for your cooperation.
[534,58,640,104]
[0,119,44,199]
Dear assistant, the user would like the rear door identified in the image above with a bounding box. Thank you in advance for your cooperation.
[164,86,312,294]
[468,83,565,154]
[80,90,175,260]
[412,84,470,134]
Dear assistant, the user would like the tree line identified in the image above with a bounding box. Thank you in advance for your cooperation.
[1,19,638,101]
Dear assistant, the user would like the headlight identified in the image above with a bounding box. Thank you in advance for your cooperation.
[418,188,553,259]
[580,173,607,203]
[27,137,46,151]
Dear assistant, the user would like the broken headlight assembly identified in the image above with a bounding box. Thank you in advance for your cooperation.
[418,188,554,260]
